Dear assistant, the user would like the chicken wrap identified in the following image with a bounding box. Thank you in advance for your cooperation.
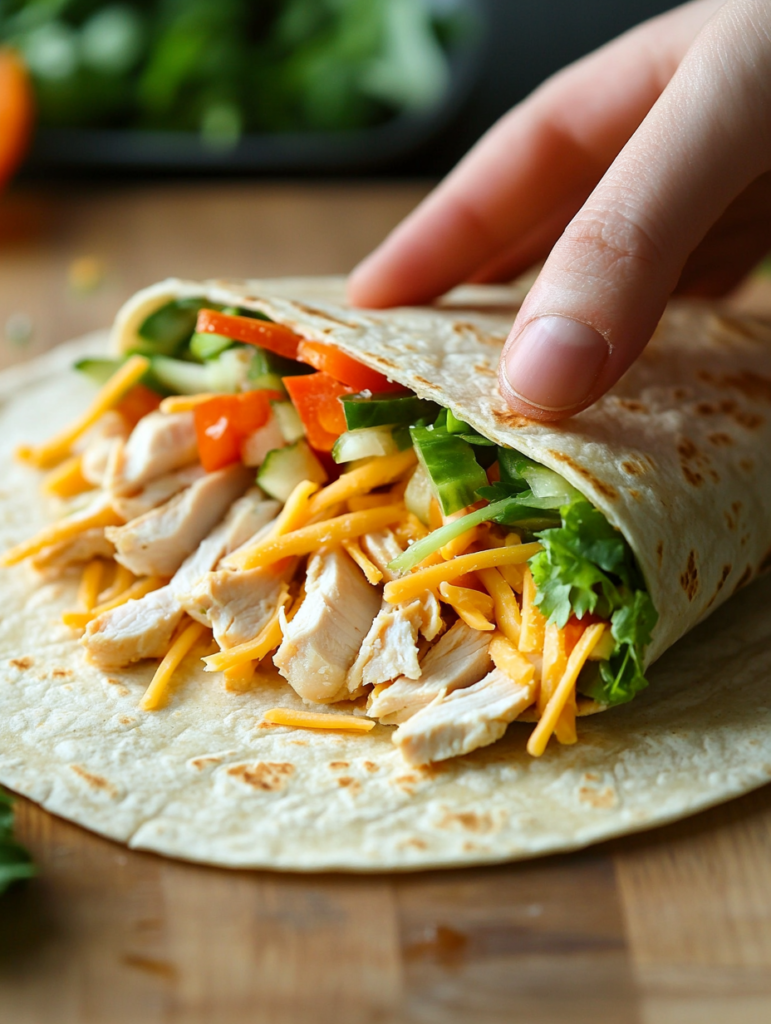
[1,276,770,871]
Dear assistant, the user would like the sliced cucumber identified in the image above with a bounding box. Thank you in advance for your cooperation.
[134,297,210,357]
[520,463,582,502]
[189,331,233,361]
[74,357,124,386]
[208,347,253,392]
[149,356,212,395]
[257,440,328,502]
[404,462,434,525]
[331,425,400,464]
[341,392,440,430]
[272,401,305,443]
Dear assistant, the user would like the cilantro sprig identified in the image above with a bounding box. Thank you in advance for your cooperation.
[529,497,658,706]
[0,789,35,895]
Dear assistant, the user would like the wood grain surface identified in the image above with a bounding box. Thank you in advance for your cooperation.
[1,181,771,1024]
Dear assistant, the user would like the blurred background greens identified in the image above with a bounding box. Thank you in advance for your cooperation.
[1,0,681,176]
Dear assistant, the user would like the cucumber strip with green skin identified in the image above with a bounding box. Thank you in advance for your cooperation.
[248,346,313,380]
[332,426,401,464]
[257,440,327,502]
[342,392,440,430]
[410,424,488,516]
[74,357,171,396]
[134,298,210,357]
[189,331,233,361]
[272,401,305,443]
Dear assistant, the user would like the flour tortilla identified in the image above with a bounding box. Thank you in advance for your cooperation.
[0,281,769,871]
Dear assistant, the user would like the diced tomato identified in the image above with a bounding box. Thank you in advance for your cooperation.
[196,309,302,361]
[115,384,162,426]
[296,340,404,392]
[563,611,603,655]
[282,372,354,451]
[193,390,280,471]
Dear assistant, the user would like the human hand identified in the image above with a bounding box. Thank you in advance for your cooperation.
[347,0,771,421]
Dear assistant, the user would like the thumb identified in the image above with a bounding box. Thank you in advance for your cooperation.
[499,0,771,420]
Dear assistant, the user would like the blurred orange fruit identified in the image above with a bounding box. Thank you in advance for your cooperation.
[0,49,34,190]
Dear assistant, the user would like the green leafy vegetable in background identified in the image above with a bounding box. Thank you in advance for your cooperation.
[0,0,469,141]
[0,788,35,895]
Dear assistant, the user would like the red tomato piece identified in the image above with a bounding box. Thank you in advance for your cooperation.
[296,339,404,392]
[196,309,302,361]
[282,372,354,451]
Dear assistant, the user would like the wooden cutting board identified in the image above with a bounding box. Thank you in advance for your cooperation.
[2,182,771,1024]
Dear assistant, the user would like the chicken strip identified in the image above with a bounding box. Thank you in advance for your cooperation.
[106,463,252,577]
[107,411,198,494]
[84,491,275,668]
[31,527,115,575]
[79,411,130,487]
[273,547,381,703]
[367,619,491,725]
[347,600,424,695]
[184,564,290,648]
[361,529,444,642]
[110,464,205,522]
[394,667,537,766]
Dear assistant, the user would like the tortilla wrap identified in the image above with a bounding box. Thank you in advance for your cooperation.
[0,278,769,870]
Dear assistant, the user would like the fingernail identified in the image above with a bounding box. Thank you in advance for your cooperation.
[502,316,609,411]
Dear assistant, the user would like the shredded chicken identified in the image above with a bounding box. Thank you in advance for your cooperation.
[109,464,206,522]
[394,667,537,766]
[84,490,273,668]
[31,527,115,574]
[368,619,491,725]
[106,463,251,577]
[360,528,444,642]
[347,600,424,693]
[184,564,290,648]
[79,411,131,487]
[273,547,381,703]
[107,411,198,494]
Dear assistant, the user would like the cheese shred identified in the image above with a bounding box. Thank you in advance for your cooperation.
[141,619,208,711]
[263,708,376,733]
[42,454,91,498]
[17,355,150,469]
[527,623,605,757]
[307,449,416,516]
[478,567,521,645]
[203,586,290,672]
[1,498,123,568]
[439,581,495,631]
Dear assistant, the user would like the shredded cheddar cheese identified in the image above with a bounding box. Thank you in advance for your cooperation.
[489,632,536,687]
[62,575,165,628]
[478,567,521,645]
[203,586,290,672]
[527,623,605,757]
[307,449,416,516]
[141,619,208,711]
[346,493,389,512]
[270,479,321,538]
[159,393,218,414]
[1,497,123,567]
[439,526,478,561]
[342,539,383,585]
[42,454,91,498]
[96,563,135,605]
[263,708,376,732]
[540,622,576,745]
[77,559,104,612]
[383,542,541,604]
[232,504,405,571]
[223,662,257,692]
[519,568,546,653]
[17,355,150,469]
[439,581,495,631]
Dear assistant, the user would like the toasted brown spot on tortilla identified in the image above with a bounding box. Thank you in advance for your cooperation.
[52,668,73,679]
[328,761,349,770]
[492,407,539,429]
[621,459,645,476]
[759,547,771,574]
[732,410,764,430]
[734,566,752,594]
[401,837,427,850]
[394,773,418,794]
[119,716,135,726]
[706,564,733,608]
[628,489,642,501]
[673,387,689,401]
[578,786,617,809]
[739,458,755,473]
[190,755,222,770]
[474,363,495,376]
[695,401,716,416]
[71,764,117,796]
[9,656,34,670]
[547,451,619,500]
[679,550,699,601]
[288,302,360,329]
[106,677,130,696]
[452,321,501,346]
[363,760,380,772]
[714,313,764,341]
[337,776,361,794]
[439,810,496,834]
[227,761,294,791]
[617,399,648,413]
[413,375,439,389]
[122,954,179,981]
[656,541,664,567]
[707,432,734,447]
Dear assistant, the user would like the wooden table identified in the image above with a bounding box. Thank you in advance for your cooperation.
[2,182,771,1024]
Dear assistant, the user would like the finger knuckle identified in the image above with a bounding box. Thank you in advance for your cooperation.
[561,206,665,280]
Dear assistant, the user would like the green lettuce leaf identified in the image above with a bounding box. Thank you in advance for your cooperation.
[0,789,35,895]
